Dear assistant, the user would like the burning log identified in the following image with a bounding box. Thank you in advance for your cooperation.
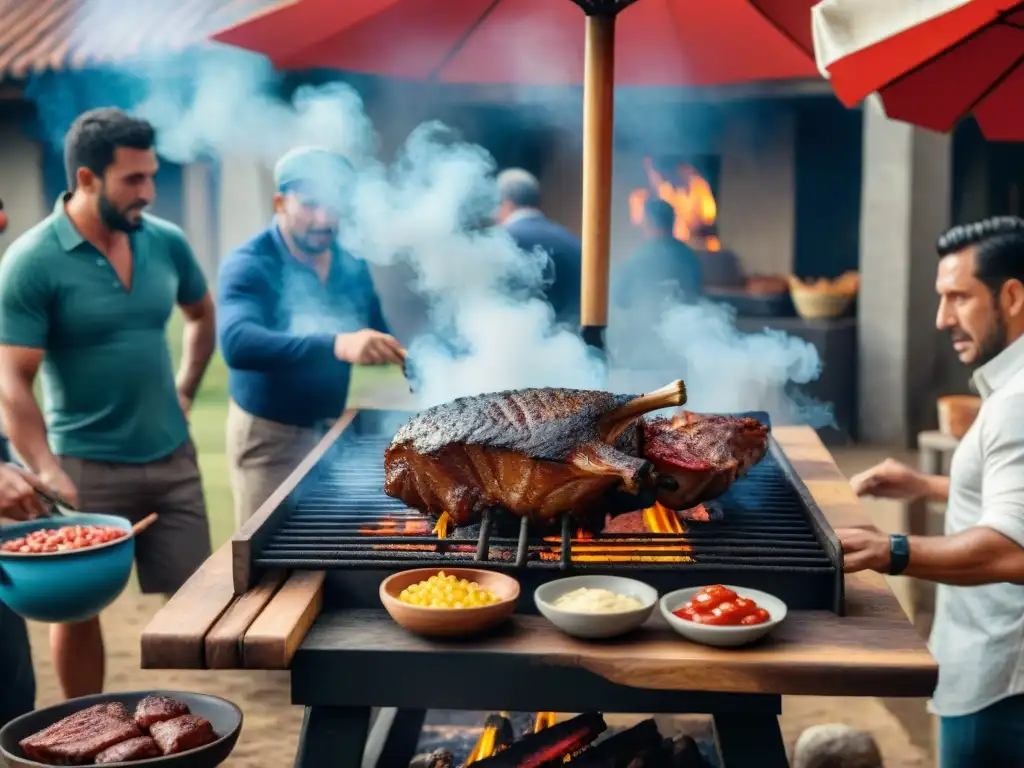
[564,719,663,768]
[470,713,606,768]
[411,748,456,768]
[464,714,516,764]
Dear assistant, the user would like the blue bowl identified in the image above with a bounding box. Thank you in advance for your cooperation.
[0,513,134,623]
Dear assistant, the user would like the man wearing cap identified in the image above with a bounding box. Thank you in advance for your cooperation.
[218,147,405,526]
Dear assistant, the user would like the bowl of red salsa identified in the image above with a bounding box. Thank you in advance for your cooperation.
[659,584,787,647]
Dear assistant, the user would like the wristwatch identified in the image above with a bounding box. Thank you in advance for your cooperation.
[888,534,910,576]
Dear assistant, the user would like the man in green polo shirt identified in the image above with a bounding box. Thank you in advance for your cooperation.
[0,107,216,699]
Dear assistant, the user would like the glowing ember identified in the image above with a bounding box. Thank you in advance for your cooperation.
[358,519,432,536]
[643,501,684,534]
[533,712,558,733]
[629,157,721,252]
[464,713,514,763]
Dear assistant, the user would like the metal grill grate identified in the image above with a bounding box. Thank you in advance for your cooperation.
[256,435,837,574]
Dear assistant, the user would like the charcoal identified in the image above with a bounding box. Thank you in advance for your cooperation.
[665,735,713,768]
[566,719,664,767]
[410,748,455,768]
[472,712,606,768]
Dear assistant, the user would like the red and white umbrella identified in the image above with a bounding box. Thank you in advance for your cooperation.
[810,0,1024,140]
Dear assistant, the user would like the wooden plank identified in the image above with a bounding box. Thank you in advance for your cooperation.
[243,570,326,669]
[140,543,235,669]
[205,569,289,669]
[232,410,358,594]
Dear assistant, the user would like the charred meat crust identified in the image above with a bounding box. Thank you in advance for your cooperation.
[94,736,161,764]
[149,714,218,755]
[133,694,191,729]
[19,703,142,765]
[389,388,636,460]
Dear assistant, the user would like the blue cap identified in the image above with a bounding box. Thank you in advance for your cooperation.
[273,147,354,209]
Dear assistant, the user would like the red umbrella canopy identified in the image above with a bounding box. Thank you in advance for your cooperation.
[212,0,817,86]
[753,0,1024,141]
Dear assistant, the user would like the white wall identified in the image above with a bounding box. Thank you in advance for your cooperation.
[0,116,47,252]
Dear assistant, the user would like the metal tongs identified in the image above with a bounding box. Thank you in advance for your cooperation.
[36,486,77,516]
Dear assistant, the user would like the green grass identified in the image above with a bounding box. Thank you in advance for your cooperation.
[167,313,403,548]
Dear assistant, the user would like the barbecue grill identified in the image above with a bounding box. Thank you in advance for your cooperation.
[233,410,844,614]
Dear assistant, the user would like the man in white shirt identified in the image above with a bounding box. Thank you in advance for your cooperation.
[840,216,1024,767]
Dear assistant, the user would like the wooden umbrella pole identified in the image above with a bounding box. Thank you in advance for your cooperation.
[579,12,616,352]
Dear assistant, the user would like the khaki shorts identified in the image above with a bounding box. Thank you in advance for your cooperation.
[226,401,322,527]
[59,440,212,596]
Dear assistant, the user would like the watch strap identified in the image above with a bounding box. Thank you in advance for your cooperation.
[889,534,910,576]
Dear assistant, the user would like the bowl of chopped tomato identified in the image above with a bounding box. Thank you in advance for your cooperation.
[659,584,787,648]
[0,513,135,623]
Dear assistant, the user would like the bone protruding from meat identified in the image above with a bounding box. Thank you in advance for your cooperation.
[569,442,652,493]
[597,379,687,444]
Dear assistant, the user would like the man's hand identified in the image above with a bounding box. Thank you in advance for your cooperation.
[0,464,48,520]
[850,458,929,500]
[38,465,79,510]
[334,330,407,366]
[837,526,891,573]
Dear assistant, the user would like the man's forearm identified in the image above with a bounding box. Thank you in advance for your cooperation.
[176,316,216,400]
[903,527,1024,585]
[0,381,57,474]
[923,474,950,502]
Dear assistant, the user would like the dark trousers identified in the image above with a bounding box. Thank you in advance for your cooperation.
[0,598,35,727]
[939,694,1024,767]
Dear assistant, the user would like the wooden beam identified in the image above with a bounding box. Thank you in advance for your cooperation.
[243,570,325,669]
[205,569,288,669]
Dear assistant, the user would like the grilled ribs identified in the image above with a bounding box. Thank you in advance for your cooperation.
[642,411,770,510]
[150,714,217,755]
[384,380,770,528]
[385,381,686,527]
[134,694,190,730]
[19,703,142,765]
[94,736,161,764]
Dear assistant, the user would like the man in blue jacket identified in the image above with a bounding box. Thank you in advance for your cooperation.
[218,147,405,525]
[495,168,582,329]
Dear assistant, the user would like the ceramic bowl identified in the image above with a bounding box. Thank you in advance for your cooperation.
[379,567,520,638]
[0,690,242,768]
[534,575,658,639]
[659,585,787,648]
[0,513,135,623]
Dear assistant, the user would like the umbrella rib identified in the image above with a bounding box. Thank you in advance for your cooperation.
[425,0,503,82]
[873,2,1024,94]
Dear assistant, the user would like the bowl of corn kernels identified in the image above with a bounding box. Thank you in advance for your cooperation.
[379,567,520,638]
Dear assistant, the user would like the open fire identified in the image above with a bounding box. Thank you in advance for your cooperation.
[412,712,715,767]
[628,157,721,252]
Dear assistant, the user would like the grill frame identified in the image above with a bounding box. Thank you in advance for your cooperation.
[232,410,845,614]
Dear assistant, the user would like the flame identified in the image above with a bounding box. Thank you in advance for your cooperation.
[533,712,558,732]
[465,713,512,764]
[433,511,452,539]
[629,157,721,252]
[358,518,432,536]
[643,501,684,533]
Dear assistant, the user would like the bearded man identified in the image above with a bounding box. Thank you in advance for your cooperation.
[839,216,1024,767]
[0,108,216,699]
[217,147,404,527]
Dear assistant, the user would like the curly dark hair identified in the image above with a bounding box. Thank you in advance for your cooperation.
[936,216,1024,294]
[63,107,155,190]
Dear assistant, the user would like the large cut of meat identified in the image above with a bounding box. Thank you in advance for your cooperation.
[385,381,687,527]
[641,411,769,509]
[149,714,218,755]
[19,703,143,764]
[385,381,770,528]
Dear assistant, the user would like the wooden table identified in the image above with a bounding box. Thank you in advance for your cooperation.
[141,423,937,766]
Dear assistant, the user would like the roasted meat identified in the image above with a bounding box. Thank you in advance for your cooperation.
[150,714,217,755]
[384,381,688,527]
[133,694,190,729]
[94,736,161,764]
[19,703,142,765]
[641,411,769,510]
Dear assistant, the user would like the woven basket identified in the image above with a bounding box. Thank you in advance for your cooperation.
[790,290,852,320]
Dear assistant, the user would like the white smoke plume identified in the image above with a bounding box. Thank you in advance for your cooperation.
[38,44,830,425]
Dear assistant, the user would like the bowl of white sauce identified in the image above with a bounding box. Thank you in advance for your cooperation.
[534,575,658,639]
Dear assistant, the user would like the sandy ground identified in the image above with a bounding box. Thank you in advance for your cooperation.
[21,445,936,767]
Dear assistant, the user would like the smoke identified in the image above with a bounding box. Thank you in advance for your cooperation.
[26,44,830,426]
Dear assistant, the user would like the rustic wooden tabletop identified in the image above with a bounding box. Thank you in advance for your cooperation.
[140,420,937,698]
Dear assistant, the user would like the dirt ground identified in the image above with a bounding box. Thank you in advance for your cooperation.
[24,585,932,768]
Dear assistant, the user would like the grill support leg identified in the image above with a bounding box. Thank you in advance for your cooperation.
[362,708,428,768]
[294,706,372,768]
[714,713,788,767]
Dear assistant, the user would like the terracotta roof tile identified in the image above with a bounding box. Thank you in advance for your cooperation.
[0,0,273,80]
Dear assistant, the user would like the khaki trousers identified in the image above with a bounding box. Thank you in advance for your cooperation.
[226,401,322,527]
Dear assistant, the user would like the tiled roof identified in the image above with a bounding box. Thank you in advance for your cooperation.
[0,0,274,81]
